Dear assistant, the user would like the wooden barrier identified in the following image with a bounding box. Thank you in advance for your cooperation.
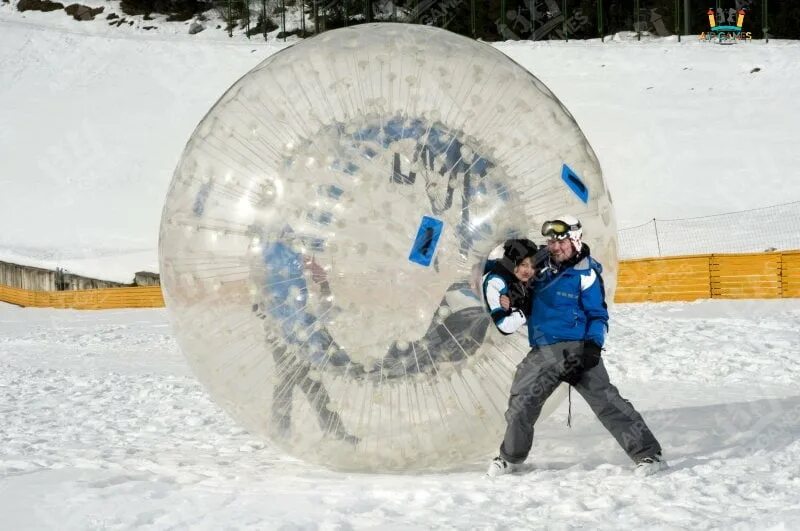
[711,253,782,299]
[783,251,800,298]
[615,250,800,303]
[0,251,798,309]
[0,284,164,309]
[616,255,712,303]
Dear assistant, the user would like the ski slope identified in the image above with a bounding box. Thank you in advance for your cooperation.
[1,299,799,528]
[2,5,800,281]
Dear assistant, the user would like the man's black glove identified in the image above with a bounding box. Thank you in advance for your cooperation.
[561,348,584,386]
[561,341,603,386]
[582,341,603,371]
[507,282,531,316]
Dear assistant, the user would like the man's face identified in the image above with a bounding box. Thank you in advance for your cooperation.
[513,256,534,283]
[547,238,575,263]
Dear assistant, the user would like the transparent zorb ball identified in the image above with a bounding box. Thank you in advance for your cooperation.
[159,23,617,472]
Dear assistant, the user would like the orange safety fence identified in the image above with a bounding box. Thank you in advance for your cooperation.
[615,250,800,303]
[0,284,165,309]
[1,251,799,309]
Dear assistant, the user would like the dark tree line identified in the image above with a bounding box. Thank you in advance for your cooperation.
[116,0,800,39]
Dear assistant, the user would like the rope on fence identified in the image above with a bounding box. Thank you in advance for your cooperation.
[618,200,800,259]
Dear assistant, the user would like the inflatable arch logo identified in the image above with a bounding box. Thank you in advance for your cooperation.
[700,8,752,43]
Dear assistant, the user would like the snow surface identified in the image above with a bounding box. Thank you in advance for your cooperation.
[2,299,799,528]
[2,6,800,281]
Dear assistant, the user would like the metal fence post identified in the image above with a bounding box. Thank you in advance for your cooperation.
[653,218,662,256]
[281,0,286,40]
[635,0,640,40]
[471,0,476,37]
[598,0,604,42]
[764,0,769,43]
[227,0,232,37]
[562,0,567,41]
[244,0,250,38]
[683,0,689,37]
[675,0,680,41]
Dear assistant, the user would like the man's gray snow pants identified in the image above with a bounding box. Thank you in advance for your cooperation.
[499,340,662,464]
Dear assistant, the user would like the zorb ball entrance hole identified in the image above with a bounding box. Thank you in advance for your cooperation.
[159,23,618,472]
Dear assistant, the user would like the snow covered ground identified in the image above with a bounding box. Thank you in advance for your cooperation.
[2,299,799,528]
[2,5,800,281]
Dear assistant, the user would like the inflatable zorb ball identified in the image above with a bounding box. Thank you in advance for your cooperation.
[159,23,617,472]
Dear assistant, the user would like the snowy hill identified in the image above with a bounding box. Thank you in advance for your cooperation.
[2,6,800,281]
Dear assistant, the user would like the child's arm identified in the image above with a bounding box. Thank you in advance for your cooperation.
[484,276,527,335]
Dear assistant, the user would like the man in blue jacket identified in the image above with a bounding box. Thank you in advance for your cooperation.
[487,215,665,477]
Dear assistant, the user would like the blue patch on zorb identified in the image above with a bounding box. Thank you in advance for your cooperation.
[561,164,589,204]
[409,216,444,267]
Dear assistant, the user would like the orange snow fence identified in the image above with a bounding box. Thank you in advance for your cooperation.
[0,251,799,309]
[0,285,164,309]
[615,250,800,303]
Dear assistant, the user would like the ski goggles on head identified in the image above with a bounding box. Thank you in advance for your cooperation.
[541,219,580,240]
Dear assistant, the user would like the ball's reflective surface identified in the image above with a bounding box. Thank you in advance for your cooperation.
[159,23,617,471]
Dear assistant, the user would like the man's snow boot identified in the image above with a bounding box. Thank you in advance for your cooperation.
[486,456,515,477]
[634,453,668,476]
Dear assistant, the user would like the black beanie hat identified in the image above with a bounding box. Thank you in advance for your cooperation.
[502,238,538,267]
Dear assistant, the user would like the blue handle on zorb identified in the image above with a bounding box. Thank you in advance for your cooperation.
[409,216,444,267]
